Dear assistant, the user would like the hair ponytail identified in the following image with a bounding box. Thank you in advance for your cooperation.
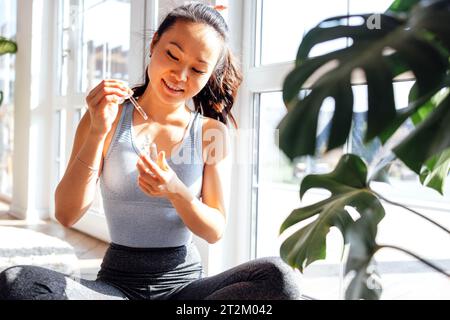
[130,66,150,100]
[193,47,242,129]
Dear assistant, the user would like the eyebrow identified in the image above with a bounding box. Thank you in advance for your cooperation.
[169,41,210,66]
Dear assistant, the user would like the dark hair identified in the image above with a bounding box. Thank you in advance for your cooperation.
[131,3,242,128]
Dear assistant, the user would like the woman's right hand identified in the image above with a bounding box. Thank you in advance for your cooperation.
[85,79,133,136]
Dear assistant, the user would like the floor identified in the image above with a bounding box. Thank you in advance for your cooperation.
[0,203,107,280]
[1,201,450,299]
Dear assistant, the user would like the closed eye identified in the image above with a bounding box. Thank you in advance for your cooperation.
[167,50,179,61]
[193,68,206,75]
[167,50,206,75]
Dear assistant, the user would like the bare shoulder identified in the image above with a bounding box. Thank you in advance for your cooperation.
[201,116,231,164]
[202,116,229,135]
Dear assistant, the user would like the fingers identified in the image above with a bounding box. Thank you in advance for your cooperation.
[138,176,162,196]
[139,154,164,180]
[150,143,158,162]
[90,86,132,107]
[136,158,161,183]
[88,79,129,99]
[158,151,169,171]
[150,144,169,171]
[86,80,133,106]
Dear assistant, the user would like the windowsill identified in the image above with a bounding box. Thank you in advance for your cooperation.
[256,181,450,212]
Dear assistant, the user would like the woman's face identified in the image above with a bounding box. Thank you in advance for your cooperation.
[148,20,224,105]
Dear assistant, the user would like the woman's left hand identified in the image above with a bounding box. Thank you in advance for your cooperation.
[136,144,182,199]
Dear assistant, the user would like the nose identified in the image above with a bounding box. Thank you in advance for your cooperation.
[171,66,188,82]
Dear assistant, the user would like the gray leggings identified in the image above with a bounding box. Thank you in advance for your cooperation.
[0,242,302,300]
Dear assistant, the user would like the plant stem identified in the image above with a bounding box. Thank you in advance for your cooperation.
[376,244,450,278]
[372,191,450,235]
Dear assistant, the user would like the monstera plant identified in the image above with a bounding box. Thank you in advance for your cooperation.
[0,36,18,107]
[278,0,450,299]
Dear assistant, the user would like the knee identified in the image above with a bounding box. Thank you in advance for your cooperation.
[0,265,65,300]
[0,266,28,300]
[255,257,303,300]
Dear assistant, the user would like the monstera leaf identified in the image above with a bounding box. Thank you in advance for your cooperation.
[394,86,450,192]
[0,37,17,107]
[344,206,384,300]
[419,149,450,195]
[388,0,421,13]
[0,37,17,56]
[279,155,385,278]
[394,93,450,173]
[279,0,450,161]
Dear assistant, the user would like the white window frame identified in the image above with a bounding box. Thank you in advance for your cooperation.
[48,0,241,277]
[240,0,298,262]
[49,0,153,237]
[240,0,450,297]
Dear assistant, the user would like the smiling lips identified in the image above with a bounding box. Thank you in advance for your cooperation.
[162,79,184,93]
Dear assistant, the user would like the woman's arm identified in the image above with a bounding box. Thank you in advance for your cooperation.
[54,112,107,227]
[168,120,231,243]
[55,79,131,227]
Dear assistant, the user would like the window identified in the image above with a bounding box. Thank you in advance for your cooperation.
[258,0,348,66]
[80,0,132,93]
[0,0,17,198]
[53,0,140,240]
[258,0,393,66]
[253,91,345,299]
[350,81,450,205]
[247,0,450,299]
[53,110,64,186]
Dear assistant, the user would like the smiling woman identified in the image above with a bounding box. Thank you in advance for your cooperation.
[0,2,303,300]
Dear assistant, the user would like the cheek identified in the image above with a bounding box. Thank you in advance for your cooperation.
[191,77,211,96]
[148,51,170,78]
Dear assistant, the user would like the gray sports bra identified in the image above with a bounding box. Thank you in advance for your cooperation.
[99,101,204,248]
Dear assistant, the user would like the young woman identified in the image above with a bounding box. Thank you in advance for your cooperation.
[0,3,301,300]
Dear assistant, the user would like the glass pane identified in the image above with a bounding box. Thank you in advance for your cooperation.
[349,81,450,299]
[54,111,62,184]
[158,0,213,22]
[257,91,343,186]
[80,0,131,93]
[259,0,348,65]
[73,108,84,128]
[348,0,393,14]
[58,0,71,96]
[255,91,345,299]
[350,81,450,204]
[0,0,17,197]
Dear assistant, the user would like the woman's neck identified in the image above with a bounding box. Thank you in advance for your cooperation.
[137,87,190,125]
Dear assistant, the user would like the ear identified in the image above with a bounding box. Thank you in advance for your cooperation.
[150,32,160,57]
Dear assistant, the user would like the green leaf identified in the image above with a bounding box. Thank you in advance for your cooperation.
[387,0,420,14]
[345,260,382,300]
[344,207,384,300]
[409,83,449,126]
[409,83,435,125]
[0,37,17,56]
[279,1,450,161]
[279,155,385,276]
[299,154,368,198]
[394,94,450,173]
[419,148,450,195]
[378,88,440,144]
